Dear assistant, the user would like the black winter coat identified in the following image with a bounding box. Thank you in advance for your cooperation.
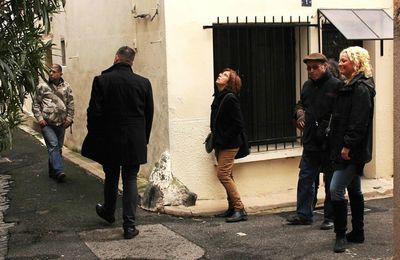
[210,90,244,150]
[81,62,154,165]
[298,71,342,151]
[329,73,375,172]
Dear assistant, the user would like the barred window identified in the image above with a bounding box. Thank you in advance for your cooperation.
[213,25,299,151]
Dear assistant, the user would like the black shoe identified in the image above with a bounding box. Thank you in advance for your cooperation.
[96,204,115,224]
[346,230,364,243]
[334,236,347,253]
[215,208,234,218]
[124,227,139,239]
[320,219,334,230]
[225,209,248,223]
[286,215,313,225]
[56,172,66,183]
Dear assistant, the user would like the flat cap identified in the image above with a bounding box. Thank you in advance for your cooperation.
[303,53,328,63]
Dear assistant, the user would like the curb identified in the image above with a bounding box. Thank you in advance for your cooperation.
[18,124,394,218]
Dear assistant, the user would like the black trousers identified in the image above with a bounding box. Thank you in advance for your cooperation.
[102,164,139,229]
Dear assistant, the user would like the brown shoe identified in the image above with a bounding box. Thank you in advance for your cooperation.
[56,172,66,183]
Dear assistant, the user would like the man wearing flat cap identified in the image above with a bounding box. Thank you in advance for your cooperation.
[287,53,342,228]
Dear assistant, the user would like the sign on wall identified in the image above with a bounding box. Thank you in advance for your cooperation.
[302,0,311,7]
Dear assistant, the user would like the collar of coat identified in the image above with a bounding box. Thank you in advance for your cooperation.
[340,72,376,97]
[102,62,133,74]
[48,77,64,87]
[310,70,332,86]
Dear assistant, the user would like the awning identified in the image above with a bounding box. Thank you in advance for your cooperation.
[318,9,393,40]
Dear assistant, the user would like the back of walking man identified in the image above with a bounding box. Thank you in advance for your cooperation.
[287,53,341,227]
[32,64,74,182]
[82,46,154,239]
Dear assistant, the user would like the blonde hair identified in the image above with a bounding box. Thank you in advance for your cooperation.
[340,46,373,79]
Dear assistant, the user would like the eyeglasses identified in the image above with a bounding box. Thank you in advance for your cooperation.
[306,64,322,71]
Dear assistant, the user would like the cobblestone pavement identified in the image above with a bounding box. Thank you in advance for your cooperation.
[0,157,13,259]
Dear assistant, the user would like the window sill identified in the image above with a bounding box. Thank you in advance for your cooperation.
[235,147,303,164]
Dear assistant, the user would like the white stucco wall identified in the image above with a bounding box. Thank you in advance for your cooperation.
[363,40,394,179]
[42,0,393,201]
[163,0,394,200]
[49,0,168,175]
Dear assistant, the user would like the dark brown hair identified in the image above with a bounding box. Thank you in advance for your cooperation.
[222,68,242,94]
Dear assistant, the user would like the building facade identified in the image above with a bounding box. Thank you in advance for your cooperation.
[41,0,394,201]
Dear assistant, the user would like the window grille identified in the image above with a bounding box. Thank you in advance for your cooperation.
[205,17,316,152]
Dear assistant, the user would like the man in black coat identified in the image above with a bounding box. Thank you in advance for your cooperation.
[287,53,342,228]
[82,46,154,239]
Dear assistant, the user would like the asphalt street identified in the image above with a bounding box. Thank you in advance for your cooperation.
[0,129,393,259]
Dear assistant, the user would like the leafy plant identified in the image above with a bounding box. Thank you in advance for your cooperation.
[0,0,65,152]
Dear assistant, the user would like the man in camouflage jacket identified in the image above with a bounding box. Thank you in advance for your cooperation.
[32,64,74,182]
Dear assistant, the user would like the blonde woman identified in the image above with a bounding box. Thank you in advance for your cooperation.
[211,68,247,222]
[329,47,376,253]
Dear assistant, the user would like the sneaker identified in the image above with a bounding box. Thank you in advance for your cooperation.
[286,215,313,225]
[320,219,334,230]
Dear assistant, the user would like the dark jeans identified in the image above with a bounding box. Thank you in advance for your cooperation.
[313,172,333,221]
[296,150,332,221]
[102,164,140,229]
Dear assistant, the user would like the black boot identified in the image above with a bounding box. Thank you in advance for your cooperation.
[334,236,347,253]
[347,194,365,243]
[215,198,234,218]
[332,200,348,253]
[226,208,248,223]
[215,208,234,218]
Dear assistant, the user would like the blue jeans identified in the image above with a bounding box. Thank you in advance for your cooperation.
[41,125,65,176]
[296,151,330,220]
[330,164,362,201]
[103,164,139,229]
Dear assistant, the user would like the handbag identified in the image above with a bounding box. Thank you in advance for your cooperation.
[235,131,250,159]
[204,132,214,153]
[204,93,232,153]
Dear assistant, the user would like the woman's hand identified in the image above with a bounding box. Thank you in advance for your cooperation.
[341,147,351,160]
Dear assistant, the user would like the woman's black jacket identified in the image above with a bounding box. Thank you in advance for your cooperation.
[210,89,244,150]
[329,73,376,172]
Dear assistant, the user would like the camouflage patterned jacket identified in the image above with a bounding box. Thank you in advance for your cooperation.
[32,78,74,126]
